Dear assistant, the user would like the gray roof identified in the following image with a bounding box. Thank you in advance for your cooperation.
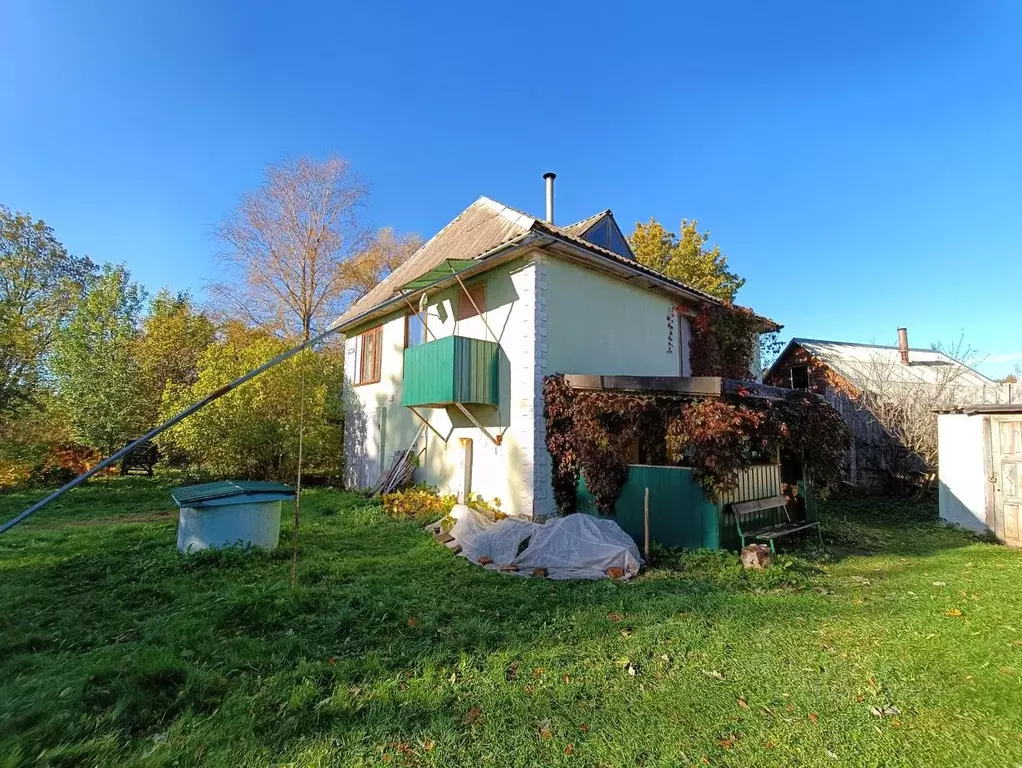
[769,338,995,389]
[334,196,770,331]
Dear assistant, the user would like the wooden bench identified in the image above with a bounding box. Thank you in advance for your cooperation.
[731,494,823,554]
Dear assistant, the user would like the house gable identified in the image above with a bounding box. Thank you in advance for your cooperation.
[562,211,635,260]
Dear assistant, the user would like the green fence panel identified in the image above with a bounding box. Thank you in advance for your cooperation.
[577,466,720,549]
[402,336,499,407]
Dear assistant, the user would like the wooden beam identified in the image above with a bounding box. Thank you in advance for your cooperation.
[721,379,825,403]
[563,375,723,397]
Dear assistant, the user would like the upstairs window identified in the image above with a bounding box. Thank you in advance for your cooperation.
[405,312,425,348]
[456,283,486,321]
[790,364,810,391]
[356,325,382,385]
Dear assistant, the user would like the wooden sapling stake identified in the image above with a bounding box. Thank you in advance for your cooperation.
[643,487,650,559]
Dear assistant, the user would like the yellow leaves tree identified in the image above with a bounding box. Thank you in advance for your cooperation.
[157,324,343,481]
[629,218,745,302]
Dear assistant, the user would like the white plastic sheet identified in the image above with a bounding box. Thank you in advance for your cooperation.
[446,504,643,580]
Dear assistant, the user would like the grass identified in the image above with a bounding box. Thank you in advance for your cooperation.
[1,479,1021,767]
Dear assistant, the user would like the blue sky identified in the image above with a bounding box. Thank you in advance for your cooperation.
[2,1,1020,376]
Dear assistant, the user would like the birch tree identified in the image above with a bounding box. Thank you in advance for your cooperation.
[212,156,373,341]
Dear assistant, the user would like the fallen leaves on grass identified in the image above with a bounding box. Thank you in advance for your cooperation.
[505,662,519,681]
[808,712,819,724]
[737,697,749,710]
[700,669,725,680]
[944,609,963,617]
[536,719,553,739]
[407,616,418,627]
[607,612,622,622]
[463,707,484,725]
[579,723,591,733]
[564,744,574,755]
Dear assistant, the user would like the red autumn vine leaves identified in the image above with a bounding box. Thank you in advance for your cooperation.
[544,375,848,514]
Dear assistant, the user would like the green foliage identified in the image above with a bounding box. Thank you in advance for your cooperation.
[629,218,745,301]
[50,265,147,453]
[0,206,95,416]
[689,303,762,378]
[1,479,1020,766]
[134,291,216,430]
[158,324,343,481]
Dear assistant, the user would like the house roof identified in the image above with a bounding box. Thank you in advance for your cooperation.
[333,195,778,332]
[767,338,995,390]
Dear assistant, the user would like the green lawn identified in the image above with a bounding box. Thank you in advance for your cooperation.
[1,479,1021,767]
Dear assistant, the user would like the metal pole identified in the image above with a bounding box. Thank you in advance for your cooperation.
[0,324,342,535]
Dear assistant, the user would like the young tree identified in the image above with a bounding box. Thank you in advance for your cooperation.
[629,218,745,302]
[134,290,216,428]
[0,206,95,415]
[157,324,343,480]
[51,265,147,454]
[212,155,373,341]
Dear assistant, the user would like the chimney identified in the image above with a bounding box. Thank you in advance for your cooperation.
[897,327,909,365]
[543,172,556,223]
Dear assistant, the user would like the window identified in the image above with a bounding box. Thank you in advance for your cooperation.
[404,312,425,348]
[456,283,486,321]
[790,364,810,391]
[356,326,382,385]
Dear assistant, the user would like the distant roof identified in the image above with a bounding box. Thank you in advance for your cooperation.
[768,338,995,389]
[334,196,773,331]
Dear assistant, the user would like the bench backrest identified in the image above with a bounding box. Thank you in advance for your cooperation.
[731,495,788,519]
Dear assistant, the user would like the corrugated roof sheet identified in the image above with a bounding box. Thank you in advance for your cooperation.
[171,480,296,507]
[787,338,994,389]
[333,195,778,331]
[334,198,533,327]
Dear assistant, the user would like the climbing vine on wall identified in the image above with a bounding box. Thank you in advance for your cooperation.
[544,375,849,514]
[689,303,762,379]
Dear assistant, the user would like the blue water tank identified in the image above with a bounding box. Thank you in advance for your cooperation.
[171,481,296,553]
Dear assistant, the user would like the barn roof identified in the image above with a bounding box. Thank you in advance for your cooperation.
[768,338,995,390]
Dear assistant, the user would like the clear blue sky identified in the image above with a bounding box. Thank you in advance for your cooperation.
[3,1,1020,376]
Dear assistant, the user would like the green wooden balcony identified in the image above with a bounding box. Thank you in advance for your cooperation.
[402,335,500,408]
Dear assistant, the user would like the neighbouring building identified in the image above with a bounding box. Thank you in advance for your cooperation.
[764,332,1012,488]
[937,404,1022,546]
[334,174,776,518]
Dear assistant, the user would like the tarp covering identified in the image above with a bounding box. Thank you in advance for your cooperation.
[446,504,643,580]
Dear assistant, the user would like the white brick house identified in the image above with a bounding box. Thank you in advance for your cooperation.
[333,178,773,518]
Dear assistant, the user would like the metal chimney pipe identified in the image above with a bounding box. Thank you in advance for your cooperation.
[543,172,556,223]
[897,327,909,365]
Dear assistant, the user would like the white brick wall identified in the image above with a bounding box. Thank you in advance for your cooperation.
[531,255,556,518]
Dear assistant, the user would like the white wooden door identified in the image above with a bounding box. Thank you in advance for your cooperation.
[991,417,1022,547]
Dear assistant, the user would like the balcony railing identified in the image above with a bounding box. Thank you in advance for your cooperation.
[402,335,500,408]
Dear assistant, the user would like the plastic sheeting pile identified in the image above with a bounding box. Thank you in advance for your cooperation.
[445,504,643,580]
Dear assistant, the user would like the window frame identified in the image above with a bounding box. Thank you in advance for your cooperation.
[790,364,810,391]
[404,312,426,349]
[356,325,383,386]
[456,283,487,322]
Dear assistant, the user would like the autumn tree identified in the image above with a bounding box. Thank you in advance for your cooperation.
[51,265,147,454]
[158,323,343,480]
[212,156,369,340]
[630,218,745,302]
[340,226,422,304]
[134,290,217,428]
[0,206,95,416]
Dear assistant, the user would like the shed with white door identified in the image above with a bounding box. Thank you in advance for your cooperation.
[937,404,1022,546]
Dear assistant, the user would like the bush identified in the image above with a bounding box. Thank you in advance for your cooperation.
[382,486,457,520]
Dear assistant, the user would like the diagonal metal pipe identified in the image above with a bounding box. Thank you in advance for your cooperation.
[0,324,342,535]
